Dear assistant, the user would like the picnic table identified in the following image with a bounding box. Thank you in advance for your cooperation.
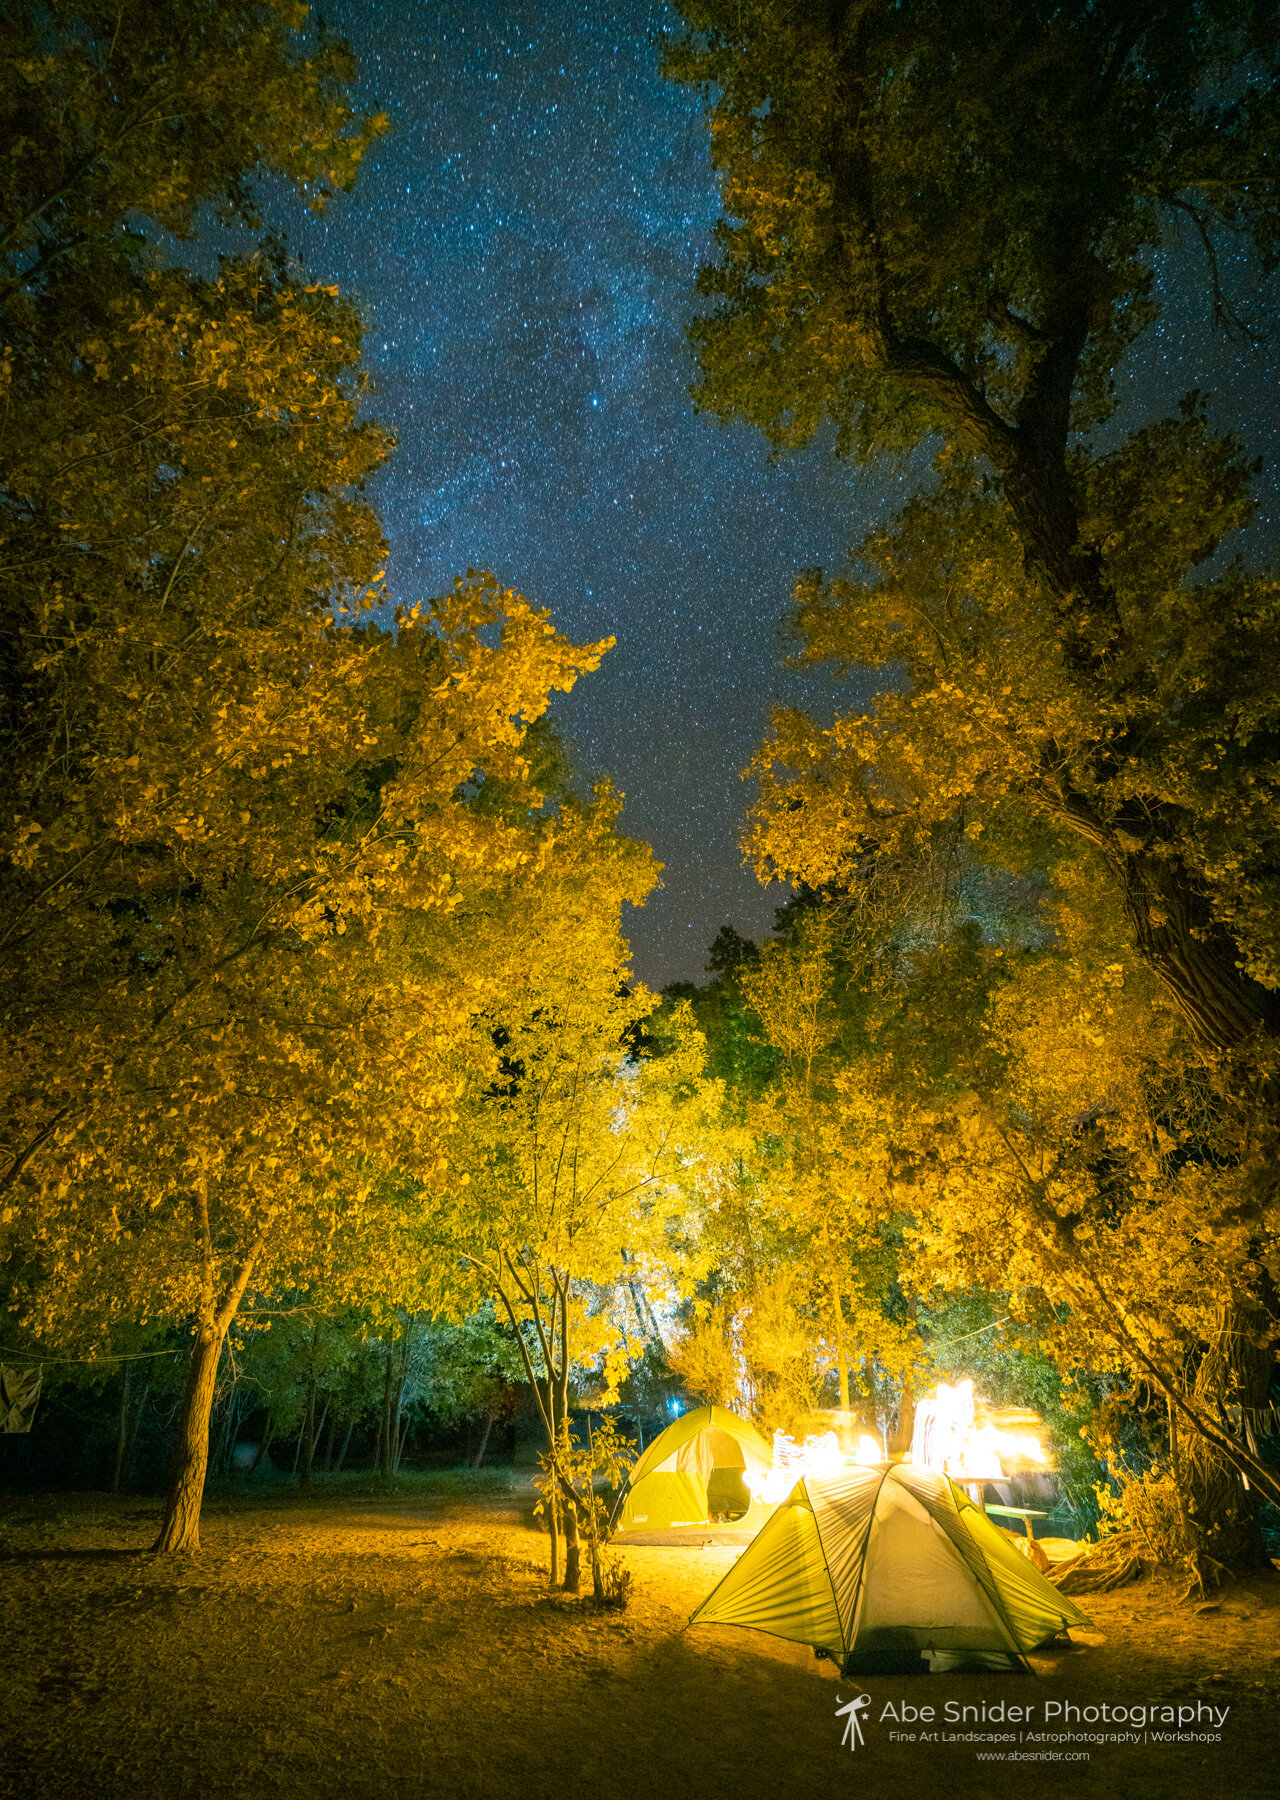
[984,1503,1050,1540]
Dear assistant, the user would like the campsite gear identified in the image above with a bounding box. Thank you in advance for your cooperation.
[612,1404,773,1535]
[0,1365,42,1434]
[689,1462,1091,1674]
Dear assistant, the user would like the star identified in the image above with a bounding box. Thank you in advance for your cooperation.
[275,0,1280,987]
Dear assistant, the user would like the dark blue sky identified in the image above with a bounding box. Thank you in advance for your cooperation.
[283,0,1278,988]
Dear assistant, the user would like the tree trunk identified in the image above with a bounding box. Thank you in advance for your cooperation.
[1180,1303,1273,1575]
[585,1420,605,1601]
[822,1231,851,1411]
[472,1412,494,1469]
[250,1412,273,1474]
[561,1495,582,1593]
[211,1384,239,1480]
[888,1296,920,1457]
[377,1349,393,1478]
[627,1280,648,1341]
[153,1325,223,1553]
[889,1365,917,1458]
[111,1361,132,1494]
[334,1417,355,1474]
[389,1318,415,1477]
[319,1408,336,1473]
[297,1332,320,1497]
[589,1500,605,1603]
[120,1366,150,1493]
[547,1489,561,1587]
[227,1392,248,1477]
[300,1397,326,1493]
[1042,792,1280,1056]
[389,1376,406,1477]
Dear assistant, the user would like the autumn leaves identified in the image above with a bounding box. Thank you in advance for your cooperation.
[0,4,641,1551]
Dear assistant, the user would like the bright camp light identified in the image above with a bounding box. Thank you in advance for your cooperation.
[855,1434,882,1463]
[909,1379,1050,1479]
[747,1428,844,1503]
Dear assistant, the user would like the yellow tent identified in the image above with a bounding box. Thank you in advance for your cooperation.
[613,1404,773,1536]
[690,1463,1090,1673]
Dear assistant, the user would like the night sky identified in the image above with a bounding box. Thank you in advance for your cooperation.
[279,0,1280,989]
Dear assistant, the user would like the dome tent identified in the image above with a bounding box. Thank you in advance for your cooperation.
[612,1404,774,1537]
[689,1463,1090,1674]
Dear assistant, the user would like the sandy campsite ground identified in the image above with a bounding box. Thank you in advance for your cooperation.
[1,1472,1278,1800]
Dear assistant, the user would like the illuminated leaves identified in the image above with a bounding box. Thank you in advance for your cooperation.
[1,252,617,1379]
[1,1,386,284]
[670,2,1279,459]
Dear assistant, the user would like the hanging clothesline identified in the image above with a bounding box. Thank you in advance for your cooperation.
[942,1316,1012,1344]
[0,1344,184,1366]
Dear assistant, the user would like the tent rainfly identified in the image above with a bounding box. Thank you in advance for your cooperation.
[689,1463,1091,1673]
[613,1404,773,1535]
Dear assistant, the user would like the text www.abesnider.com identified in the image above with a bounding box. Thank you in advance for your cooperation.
[976,1752,1090,1763]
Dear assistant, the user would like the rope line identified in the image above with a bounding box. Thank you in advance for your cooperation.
[0,1344,184,1366]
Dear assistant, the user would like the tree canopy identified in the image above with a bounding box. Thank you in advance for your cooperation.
[0,1,632,1552]
[667,0,1280,1573]
[2,0,1277,1601]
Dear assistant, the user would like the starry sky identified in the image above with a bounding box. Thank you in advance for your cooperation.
[279,0,1279,989]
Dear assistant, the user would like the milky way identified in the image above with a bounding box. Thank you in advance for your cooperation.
[283,0,1279,988]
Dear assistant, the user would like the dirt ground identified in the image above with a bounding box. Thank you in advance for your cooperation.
[2,1473,1278,1800]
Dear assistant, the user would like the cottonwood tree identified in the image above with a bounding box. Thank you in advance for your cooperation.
[670,0,1280,1556]
[745,467,1280,1544]
[6,570,611,1549]
[2,2,386,1227]
[2,0,392,1236]
[869,893,1280,1577]
[420,810,717,1589]
[671,0,1279,1046]
[0,2,618,1552]
[669,910,928,1438]
[740,910,921,1420]
[2,252,608,1556]
[1,0,383,295]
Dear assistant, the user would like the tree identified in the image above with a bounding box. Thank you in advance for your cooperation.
[1,254,611,1549]
[667,905,928,1437]
[421,805,717,1590]
[2,5,395,1258]
[670,0,1280,1053]
[670,0,1280,1556]
[413,1307,527,1467]
[865,892,1280,1571]
[0,5,622,1552]
[2,2,395,1243]
[741,910,868,1413]
[6,566,611,1549]
[1,0,384,296]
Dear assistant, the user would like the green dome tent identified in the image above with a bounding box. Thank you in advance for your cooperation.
[613,1404,774,1537]
[689,1463,1090,1673]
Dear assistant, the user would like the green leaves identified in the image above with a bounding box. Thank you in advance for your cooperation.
[1,1,386,283]
[671,1,1279,459]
